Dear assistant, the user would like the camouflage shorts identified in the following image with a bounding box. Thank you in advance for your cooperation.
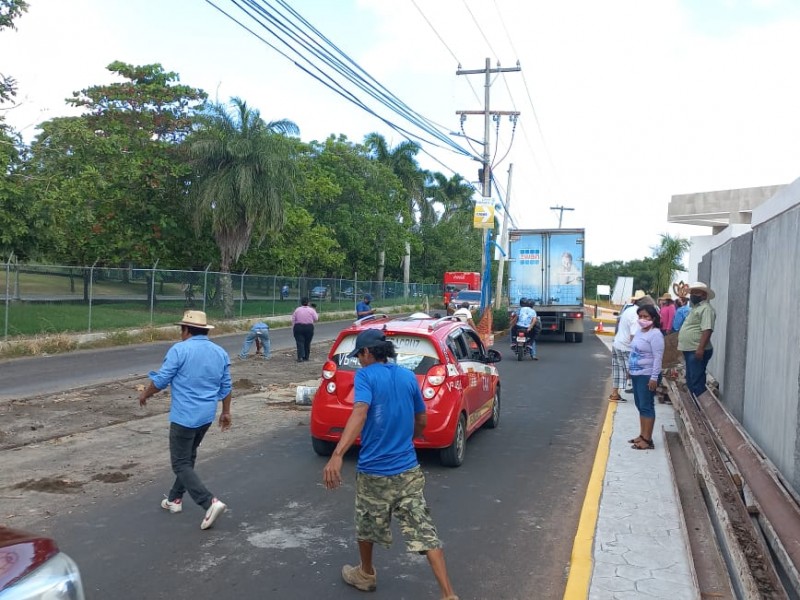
[355,465,441,553]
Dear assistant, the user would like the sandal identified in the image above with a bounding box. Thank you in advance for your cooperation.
[608,394,626,402]
[628,435,643,444]
[631,437,654,450]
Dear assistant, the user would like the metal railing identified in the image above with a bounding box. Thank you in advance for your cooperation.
[1,260,440,339]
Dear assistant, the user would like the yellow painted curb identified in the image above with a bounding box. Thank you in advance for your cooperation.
[562,398,617,599]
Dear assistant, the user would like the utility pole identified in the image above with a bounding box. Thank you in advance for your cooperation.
[550,205,574,228]
[494,163,513,310]
[457,58,521,276]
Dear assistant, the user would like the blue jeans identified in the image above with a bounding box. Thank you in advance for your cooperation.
[239,328,270,359]
[168,422,213,509]
[684,349,713,397]
[631,375,656,419]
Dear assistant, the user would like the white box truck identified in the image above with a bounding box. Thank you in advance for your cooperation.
[507,228,586,342]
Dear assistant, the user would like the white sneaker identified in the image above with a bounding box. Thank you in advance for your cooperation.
[161,497,183,513]
[201,498,227,530]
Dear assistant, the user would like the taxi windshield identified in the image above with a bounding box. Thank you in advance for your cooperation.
[331,333,441,374]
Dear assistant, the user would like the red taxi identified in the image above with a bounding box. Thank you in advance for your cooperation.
[310,313,502,467]
[0,526,85,599]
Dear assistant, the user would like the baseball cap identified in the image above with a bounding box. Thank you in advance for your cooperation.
[364,293,373,301]
[347,329,385,357]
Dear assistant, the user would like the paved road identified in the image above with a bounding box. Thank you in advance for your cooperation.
[0,320,354,400]
[29,329,610,599]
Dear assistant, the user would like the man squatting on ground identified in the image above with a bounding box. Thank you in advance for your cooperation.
[322,329,459,600]
[138,310,231,530]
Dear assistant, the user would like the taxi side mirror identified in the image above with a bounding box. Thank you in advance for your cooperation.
[486,349,502,363]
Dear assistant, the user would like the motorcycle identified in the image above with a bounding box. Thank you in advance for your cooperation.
[512,328,533,361]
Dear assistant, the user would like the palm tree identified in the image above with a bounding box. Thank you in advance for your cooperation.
[364,133,432,226]
[188,97,299,317]
[426,171,475,228]
[652,234,691,296]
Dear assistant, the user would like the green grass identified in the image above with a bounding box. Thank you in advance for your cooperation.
[0,296,427,338]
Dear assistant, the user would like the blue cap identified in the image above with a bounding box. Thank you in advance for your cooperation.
[347,329,385,357]
[364,294,372,301]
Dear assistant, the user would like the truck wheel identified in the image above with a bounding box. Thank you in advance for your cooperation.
[565,332,574,343]
[440,414,467,467]
[311,437,336,456]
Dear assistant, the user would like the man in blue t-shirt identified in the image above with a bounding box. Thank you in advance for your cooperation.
[356,294,375,319]
[322,329,457,599]
[511,298,539,359]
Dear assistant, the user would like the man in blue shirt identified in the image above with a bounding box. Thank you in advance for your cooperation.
[238,320,271,360]
[356,294,375,319]
[672,297,691,332]
[511,298,539,360]
[323,329,458,599]
[139,310,232,531]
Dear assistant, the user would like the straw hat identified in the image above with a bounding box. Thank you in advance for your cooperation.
[659,293,673,301]
[688,282,715,300]
[176,310,214,330]
[630,289,646,302]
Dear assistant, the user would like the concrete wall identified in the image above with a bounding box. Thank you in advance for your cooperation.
[742,202,800,489]
[708,241,730,394]
[721,233,753,422]
[700,178,800,492]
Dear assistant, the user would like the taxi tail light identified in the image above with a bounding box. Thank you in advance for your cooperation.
[322,360,337,380]
[425,365,447,387]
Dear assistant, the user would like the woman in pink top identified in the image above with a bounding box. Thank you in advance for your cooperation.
[658,294,676,334]
[291,297,319,362]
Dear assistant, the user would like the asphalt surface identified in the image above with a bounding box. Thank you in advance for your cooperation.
[20,327,610,599]
[0,320,354,400]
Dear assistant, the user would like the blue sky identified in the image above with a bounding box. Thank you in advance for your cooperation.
[2,0,799,265]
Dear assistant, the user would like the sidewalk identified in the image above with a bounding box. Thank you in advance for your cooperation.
[564,334,697,599]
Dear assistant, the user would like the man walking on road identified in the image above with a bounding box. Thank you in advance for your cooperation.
[322,329,458,600]
[139,310,231,530]
[677,282,716,397]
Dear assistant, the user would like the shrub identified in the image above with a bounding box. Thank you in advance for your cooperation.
[491,307,510,332]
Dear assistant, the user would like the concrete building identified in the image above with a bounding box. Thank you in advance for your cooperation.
[668,184,786,280]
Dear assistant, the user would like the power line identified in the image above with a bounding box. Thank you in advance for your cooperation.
[410,0,483,106]
[206,0,480,162]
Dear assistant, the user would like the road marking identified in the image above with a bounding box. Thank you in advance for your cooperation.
[562,396,616,599]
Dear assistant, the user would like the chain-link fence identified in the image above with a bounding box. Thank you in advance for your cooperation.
[2,259,441,339]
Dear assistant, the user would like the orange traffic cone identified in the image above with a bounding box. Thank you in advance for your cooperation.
[596,321,604,333]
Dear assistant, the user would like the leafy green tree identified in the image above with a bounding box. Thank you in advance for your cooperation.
[298,135,410,280]
[585,257,660,303]
[188,97,299,317]
[0,0,28,105]
[652,233,690,296]
[25,63,207,298]
[0,126,35,258]
[237,204,345,276]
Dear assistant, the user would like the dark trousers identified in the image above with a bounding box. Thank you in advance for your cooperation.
[683,349,713,397]
[168,422,213,509]
[293,323,314,360]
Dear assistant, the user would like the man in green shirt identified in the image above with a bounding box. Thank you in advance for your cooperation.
[677,282,716,396]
